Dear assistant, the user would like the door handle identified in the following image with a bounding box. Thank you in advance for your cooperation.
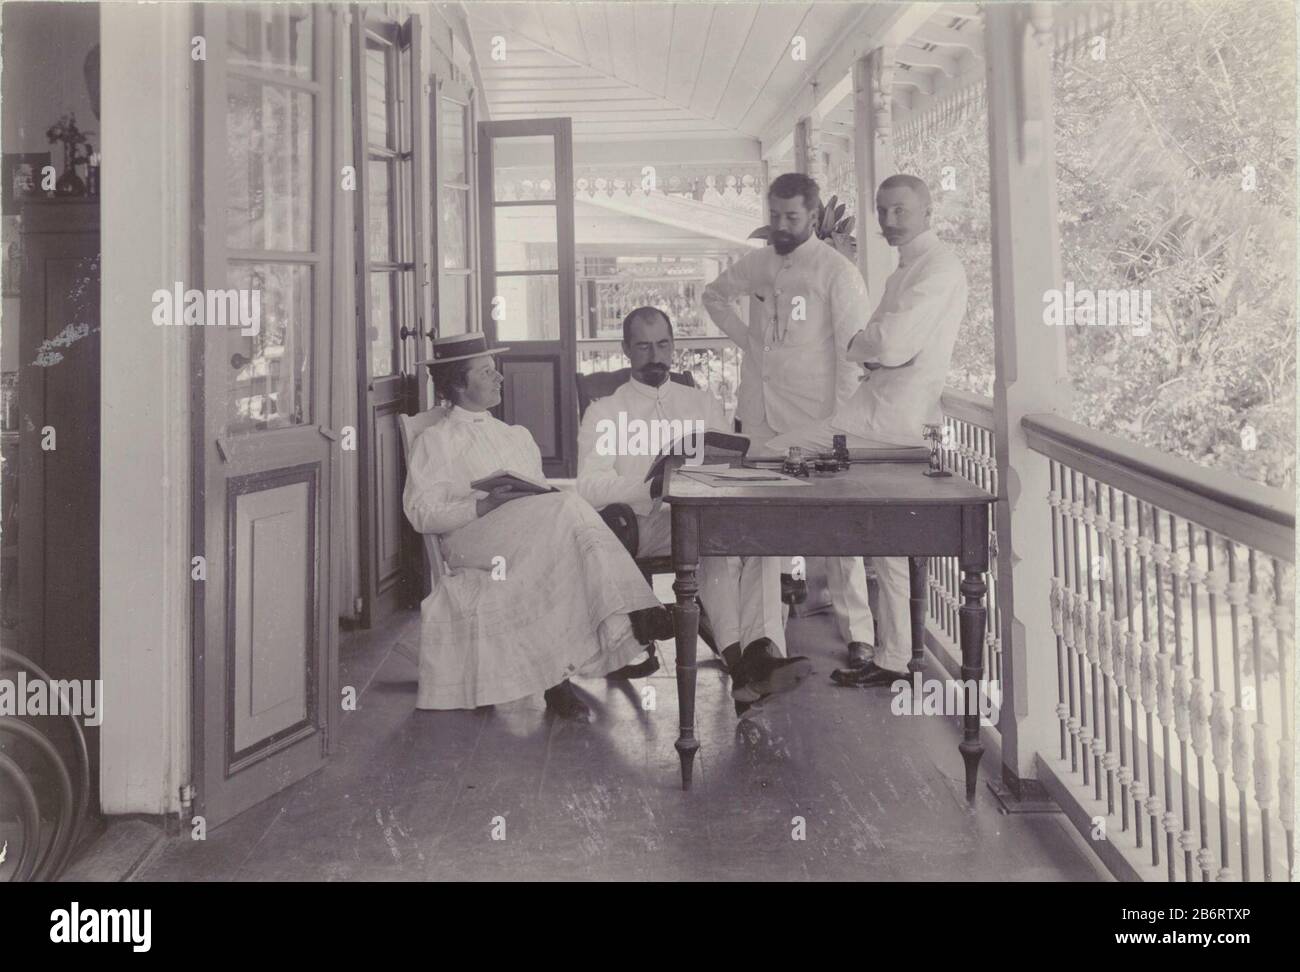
[318,425,339,441]
[230,352,250,370]
[399,326,419,341]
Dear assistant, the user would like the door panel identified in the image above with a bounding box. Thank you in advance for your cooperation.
[230,473,313,756]
[501,358,561,459]
[478,118,577,477]
[374,407,404,592]
[195,3,335,827]
[352,10,427,625]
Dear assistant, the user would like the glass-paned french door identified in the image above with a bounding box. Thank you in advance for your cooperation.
[351,8,427,626]
[360,20,421,379]
[434,78,475,340]
[478,118,577,477]
[195,2,337,827]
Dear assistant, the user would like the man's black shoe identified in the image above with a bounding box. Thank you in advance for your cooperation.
[544,680,592,720]
[732,637,812,702]
[830,661,909,688]
[846,641,872,669]
[607,649,660,680]
[629,605,675,643]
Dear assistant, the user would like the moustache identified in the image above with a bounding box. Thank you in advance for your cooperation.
[637,362,670,384]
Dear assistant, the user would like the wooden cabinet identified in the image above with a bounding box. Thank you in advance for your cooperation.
[13,201,100,730]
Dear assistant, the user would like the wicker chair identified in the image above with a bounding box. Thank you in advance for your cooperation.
[398,408,453,599]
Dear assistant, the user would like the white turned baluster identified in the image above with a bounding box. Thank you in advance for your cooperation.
[1275,574,1294,852]
[1231,705,1251,799]
[1073,593,1092,758]
[1210,690,1231,773]
[1125,630,1142,702]
[1140,637,1158,716]
[1252,722,1272,812]
[1156,650,1174,729]
[1097,609,1113,678]
[1109,618,1126,690]
[1189,676,1209,757]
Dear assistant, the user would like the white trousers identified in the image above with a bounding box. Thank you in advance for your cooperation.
[637,508,787,654]
[764,420,914,672]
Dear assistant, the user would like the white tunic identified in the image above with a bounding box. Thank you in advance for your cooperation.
[576,380,786,653]
[703,233,870,436]
[833,229,968,444]
[576,377,727,517]
[402,406,659,709]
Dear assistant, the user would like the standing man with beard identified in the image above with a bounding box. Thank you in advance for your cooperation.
[763,174,969,688]
[702,173,878,671]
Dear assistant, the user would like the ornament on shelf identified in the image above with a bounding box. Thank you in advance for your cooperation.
[45,113,96,198]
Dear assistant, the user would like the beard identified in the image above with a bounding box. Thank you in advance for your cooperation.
[635,361,670,387]
[771,226,811,255]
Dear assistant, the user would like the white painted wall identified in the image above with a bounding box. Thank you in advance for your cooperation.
[99,2,193,815]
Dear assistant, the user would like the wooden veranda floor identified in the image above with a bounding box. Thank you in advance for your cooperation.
[137,581,1105,882]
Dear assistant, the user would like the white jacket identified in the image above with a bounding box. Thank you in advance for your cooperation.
[703,233,869,436]
[834,229,968,445]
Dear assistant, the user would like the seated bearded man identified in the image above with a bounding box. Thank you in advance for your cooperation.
[576,307,810,715]
[402,335,673,721]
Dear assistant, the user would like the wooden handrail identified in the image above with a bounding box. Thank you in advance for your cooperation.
[940,388,995,430]
[1023,412,1295,562]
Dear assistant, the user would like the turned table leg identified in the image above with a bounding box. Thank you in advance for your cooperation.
[908,557,929,674]
[671,507,700,790]
[958,505,989,801]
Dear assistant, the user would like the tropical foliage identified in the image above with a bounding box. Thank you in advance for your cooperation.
[896,0,1295,488]
[748,193,858,259]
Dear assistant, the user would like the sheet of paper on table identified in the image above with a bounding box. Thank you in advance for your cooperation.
[748,446,930,464]
[677,468,813,487]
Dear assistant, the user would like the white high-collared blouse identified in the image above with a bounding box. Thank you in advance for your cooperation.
[402,405,546,536]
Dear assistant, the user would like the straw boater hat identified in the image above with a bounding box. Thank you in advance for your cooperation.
[415,333,510,368]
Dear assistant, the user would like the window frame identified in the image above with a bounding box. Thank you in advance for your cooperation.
[431,75,478,341]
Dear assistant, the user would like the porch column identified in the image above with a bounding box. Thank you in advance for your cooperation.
[985,2,1072,792]
[852,47,896,300]
[796,113,829,184]
[100,1,194,813]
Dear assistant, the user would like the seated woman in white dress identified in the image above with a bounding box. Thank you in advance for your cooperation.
[402,335,673,720]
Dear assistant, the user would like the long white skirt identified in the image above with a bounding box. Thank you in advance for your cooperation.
[416,490,661,710]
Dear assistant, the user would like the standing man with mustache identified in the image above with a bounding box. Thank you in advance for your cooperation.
[763,174,969,688]
[702,173,879,671]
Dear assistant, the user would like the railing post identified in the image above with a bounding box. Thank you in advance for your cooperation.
[985,2,1072,796]
[852,47,896,302]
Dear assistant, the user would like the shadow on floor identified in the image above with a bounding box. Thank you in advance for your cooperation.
[137,601,1105,882]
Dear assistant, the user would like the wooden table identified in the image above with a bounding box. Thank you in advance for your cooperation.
[664,462,997,799]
